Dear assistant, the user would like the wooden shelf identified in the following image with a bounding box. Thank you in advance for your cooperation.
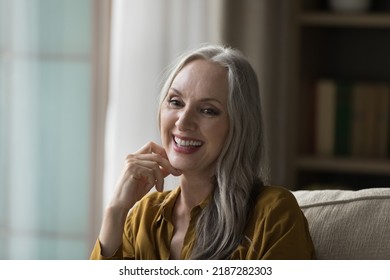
[300,12,390,28]
[296,156,390,175]
[286,1,390,189]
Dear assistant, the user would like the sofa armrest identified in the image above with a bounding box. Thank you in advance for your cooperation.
[293,188,390,260]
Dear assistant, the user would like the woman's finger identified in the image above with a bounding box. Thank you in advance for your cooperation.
[135,141,166,157]
[130,151,181,177]
[132,159,166,192]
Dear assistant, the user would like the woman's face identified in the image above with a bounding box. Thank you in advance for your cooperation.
[160,59,229,176]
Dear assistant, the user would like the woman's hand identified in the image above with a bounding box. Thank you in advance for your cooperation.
[98,142,181,257]
[109,141,181,211]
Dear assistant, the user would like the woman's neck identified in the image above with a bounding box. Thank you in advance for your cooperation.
[178,174,215,210]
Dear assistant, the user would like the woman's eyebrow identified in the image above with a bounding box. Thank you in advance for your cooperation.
[169,87,182,95]
[169,87,223,105]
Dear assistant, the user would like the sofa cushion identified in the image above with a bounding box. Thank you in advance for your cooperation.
[293,188,390,259]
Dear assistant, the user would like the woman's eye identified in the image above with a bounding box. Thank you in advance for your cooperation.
[168,98,182,107]
[201,108,219,116]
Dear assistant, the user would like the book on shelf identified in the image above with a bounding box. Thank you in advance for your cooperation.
[313,79,390,159]
[350,82,390,158]
[334,81,352,156]
[376,84,390,157]
[314,79,336,156]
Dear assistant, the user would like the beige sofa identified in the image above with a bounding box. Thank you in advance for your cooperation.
[293,188,390,259]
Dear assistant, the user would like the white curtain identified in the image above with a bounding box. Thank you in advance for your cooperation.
[104,0,223,205]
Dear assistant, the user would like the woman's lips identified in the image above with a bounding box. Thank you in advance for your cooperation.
[172,135,203,154]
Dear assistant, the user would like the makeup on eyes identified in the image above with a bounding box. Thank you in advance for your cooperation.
[167,89,223,116]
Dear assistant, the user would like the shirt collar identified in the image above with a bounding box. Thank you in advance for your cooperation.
[157,187,181,224]
[158,186,213,223]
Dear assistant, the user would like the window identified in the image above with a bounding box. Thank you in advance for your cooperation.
[0,0,109,259]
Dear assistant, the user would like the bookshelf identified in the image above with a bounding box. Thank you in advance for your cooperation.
[288,0,390,190]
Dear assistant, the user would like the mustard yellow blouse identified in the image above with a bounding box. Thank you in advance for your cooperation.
[90,186,315,260]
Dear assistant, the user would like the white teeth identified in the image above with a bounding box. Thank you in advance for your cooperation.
[174,136,202,147]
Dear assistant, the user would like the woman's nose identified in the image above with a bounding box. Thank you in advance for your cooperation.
[175,108,197,131]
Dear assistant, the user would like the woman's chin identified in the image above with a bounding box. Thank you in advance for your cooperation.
[171,163,188,173]
[169,160,192,174]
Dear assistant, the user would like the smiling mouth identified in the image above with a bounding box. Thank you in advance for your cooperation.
[173,136,203,148]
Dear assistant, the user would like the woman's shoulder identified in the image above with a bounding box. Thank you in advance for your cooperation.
[258,185,295,198]
[253,185,300,212]
[247,185,306,236]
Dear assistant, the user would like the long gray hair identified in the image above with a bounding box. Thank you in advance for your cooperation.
[158,44,268,259]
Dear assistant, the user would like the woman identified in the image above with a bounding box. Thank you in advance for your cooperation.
[90,44,315,260]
